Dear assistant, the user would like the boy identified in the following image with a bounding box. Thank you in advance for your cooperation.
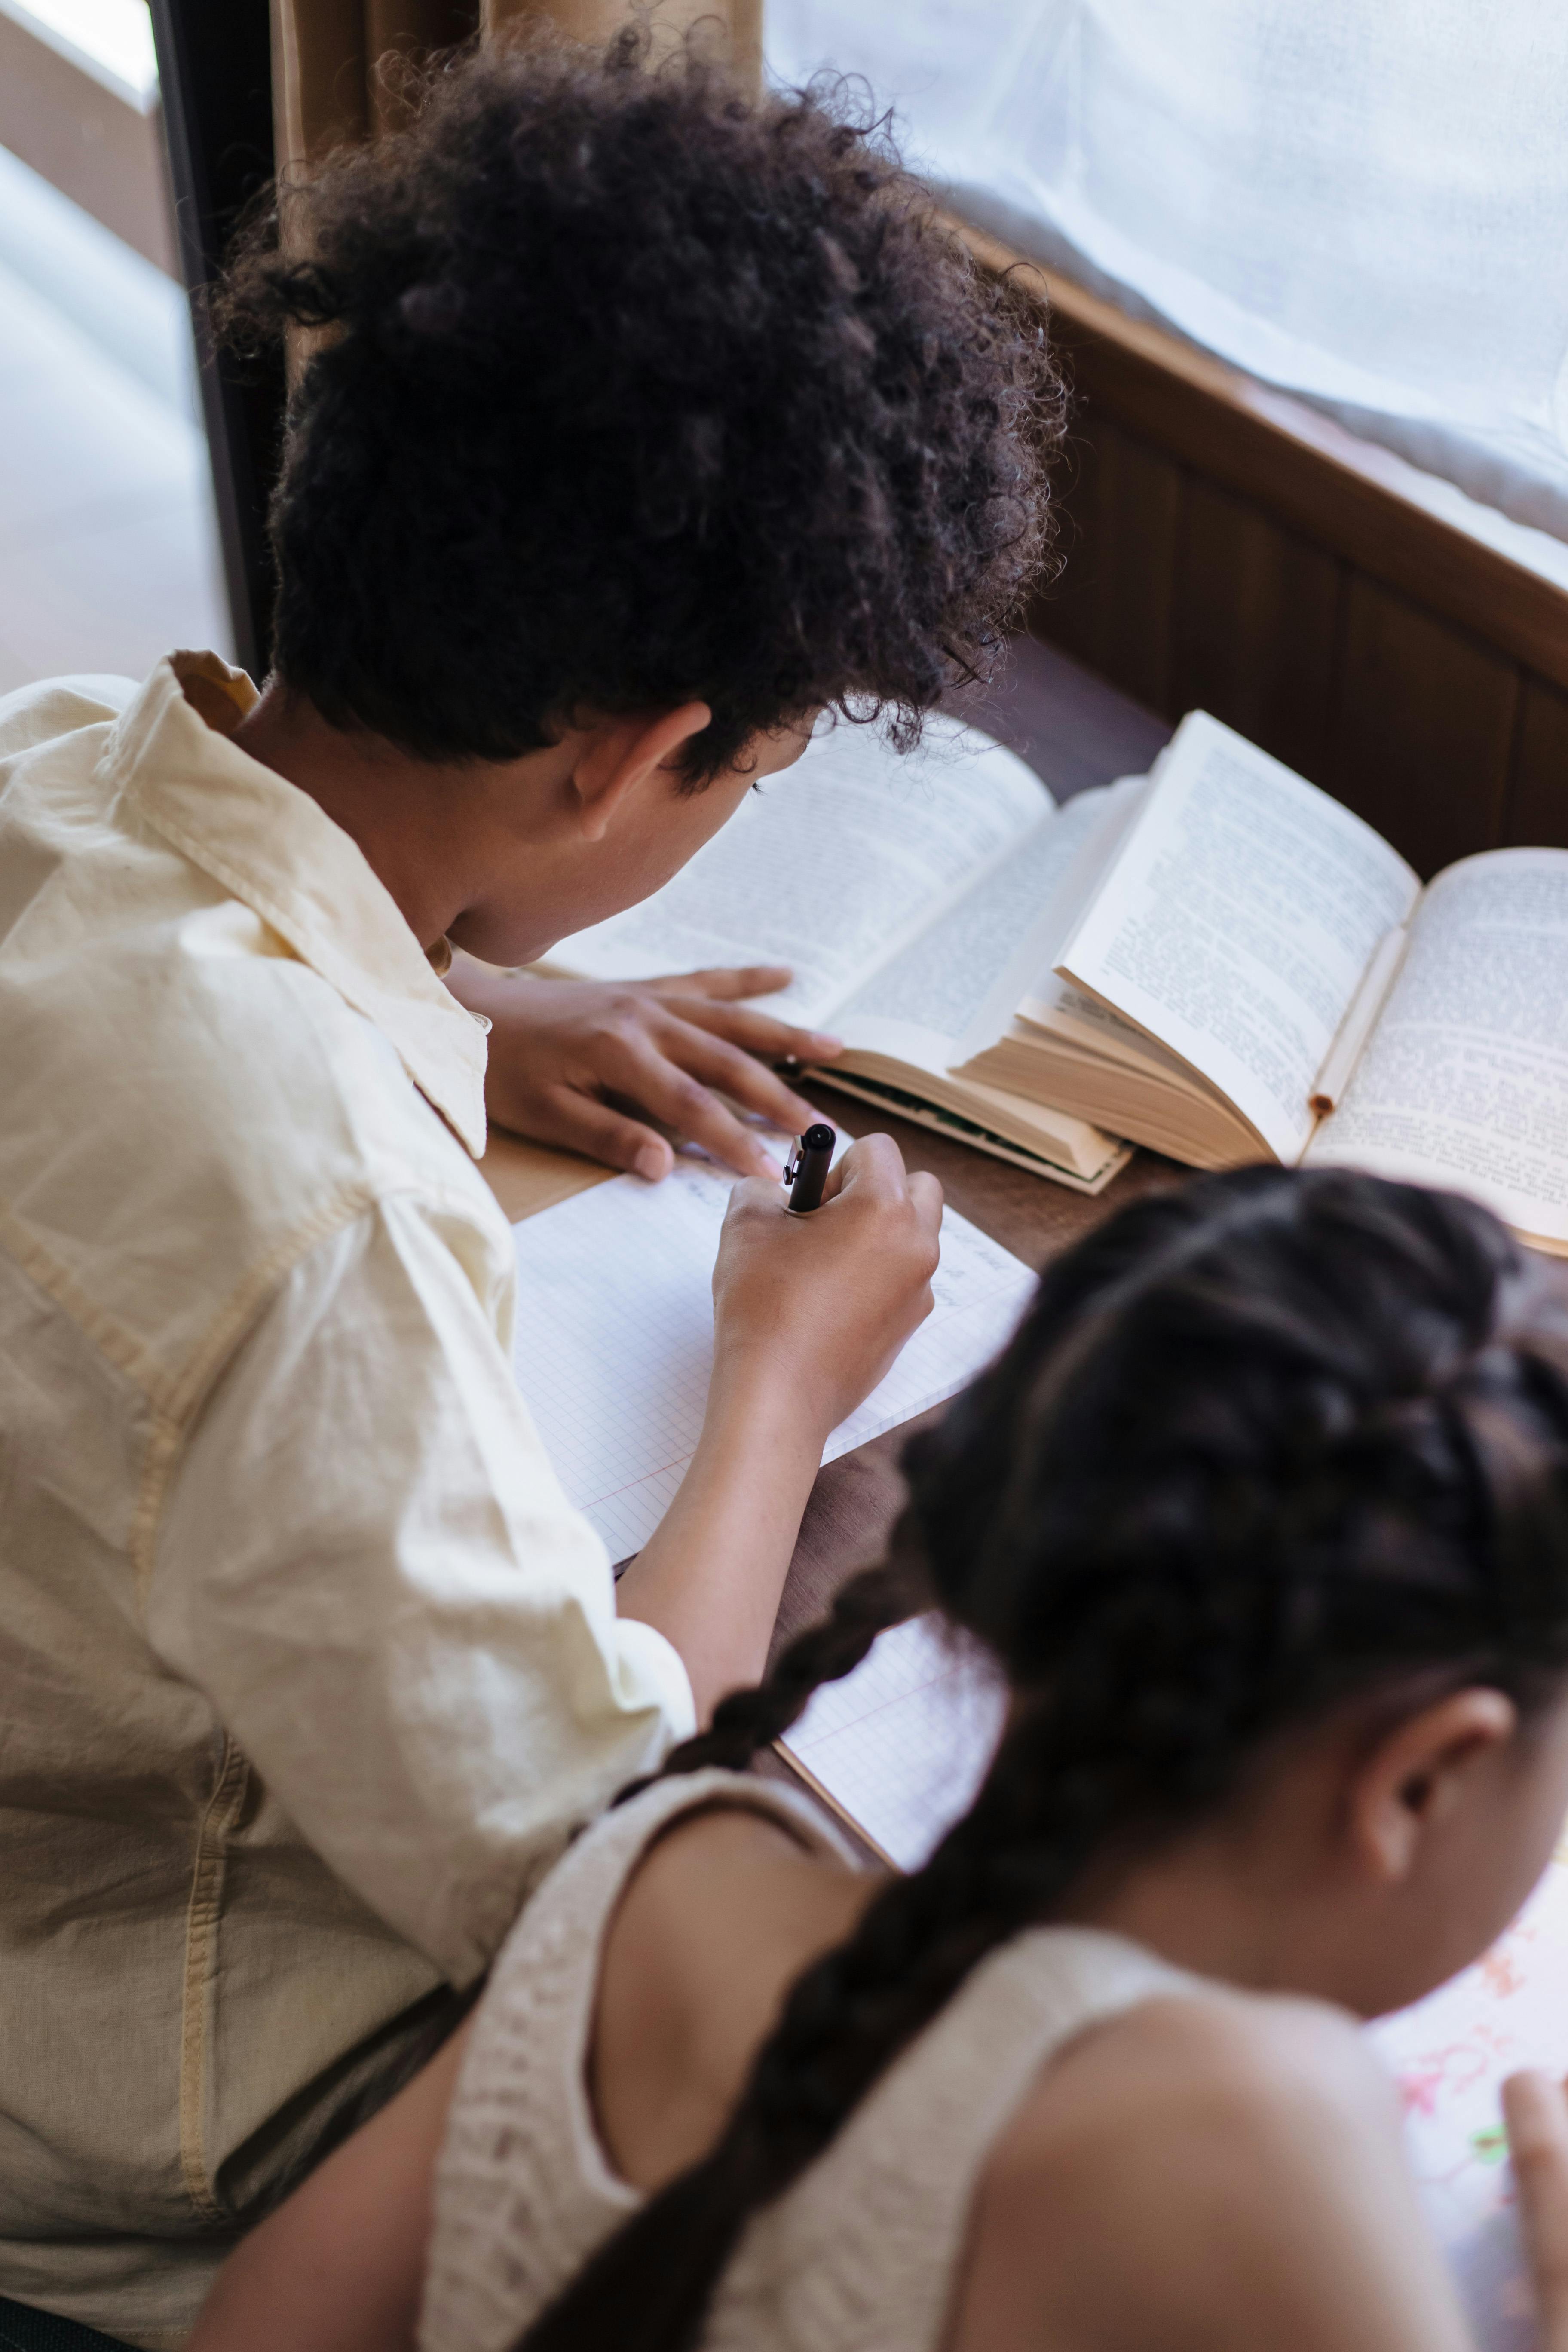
[0,32,1057,2347]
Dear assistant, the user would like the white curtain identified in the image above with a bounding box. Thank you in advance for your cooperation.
[765,0,1568,546]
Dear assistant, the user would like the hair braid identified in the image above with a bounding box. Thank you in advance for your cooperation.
[615,1556,925,1800]
[515,1168,1568,2352]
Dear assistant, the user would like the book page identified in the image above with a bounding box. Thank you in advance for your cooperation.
[542,718,1052,1026]
[510,1152,1037,1561]
[1369,1833,1568,2352]
[830,787,1113,1079]
[779,1613,1006,1870]
[1058,713,1421,1162]
[1304,850,1568,1246]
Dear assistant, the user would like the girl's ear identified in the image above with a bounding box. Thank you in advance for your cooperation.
[1347,1687,1518,1883]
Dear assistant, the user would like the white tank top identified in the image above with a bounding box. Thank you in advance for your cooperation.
[419,1767,1206,2352]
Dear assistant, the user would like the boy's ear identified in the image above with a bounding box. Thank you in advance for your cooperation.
[568,703,713,841]
[1347,1687,1518,1884]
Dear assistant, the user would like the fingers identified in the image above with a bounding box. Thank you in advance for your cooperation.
[625,1017,821,1142]
[1505,2070,1568,2347]
[652,965,795,1002]
[827,1130,919,1204]
[670,995,844,1066]
[645,969,843,1064]
[597,1027,788,1180]
[822,1137,944,1247]
[524,1088,676,1183]
[908,1167,946,1242]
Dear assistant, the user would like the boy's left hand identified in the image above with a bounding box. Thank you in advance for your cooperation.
[445,955,843,1181]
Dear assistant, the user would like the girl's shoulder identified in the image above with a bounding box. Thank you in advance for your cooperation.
[593,1786,878,2194]
[952,1984,1462,2352]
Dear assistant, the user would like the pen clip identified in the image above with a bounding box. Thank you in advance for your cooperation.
[783,1139,802,1188]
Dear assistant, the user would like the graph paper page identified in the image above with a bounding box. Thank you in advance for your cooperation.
[779,1613,1006,1870]
[510,1160,1035,1562]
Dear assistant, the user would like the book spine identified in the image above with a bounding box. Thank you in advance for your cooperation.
[1308,925,1409,1116]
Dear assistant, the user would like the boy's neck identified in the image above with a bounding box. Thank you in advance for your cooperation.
[230,681,551,954]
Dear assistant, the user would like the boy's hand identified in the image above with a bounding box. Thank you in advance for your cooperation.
[1506,2070,1568,2350]
[618,1133,939,1718]
[712,1133,943,1442]
[447,957,842,1180]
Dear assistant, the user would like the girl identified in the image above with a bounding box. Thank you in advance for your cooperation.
[192,1165,1568,2352]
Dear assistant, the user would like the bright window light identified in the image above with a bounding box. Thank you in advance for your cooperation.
[7,0,158,106]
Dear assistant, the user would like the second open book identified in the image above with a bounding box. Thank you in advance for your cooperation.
[547,711,1568,1253]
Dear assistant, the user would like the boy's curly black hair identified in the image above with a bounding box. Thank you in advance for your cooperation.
[217,31,1064,780]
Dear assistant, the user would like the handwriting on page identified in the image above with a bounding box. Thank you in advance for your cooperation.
[509,1159,1037,1561]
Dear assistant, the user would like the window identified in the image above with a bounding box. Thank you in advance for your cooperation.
[766,0,1568,545]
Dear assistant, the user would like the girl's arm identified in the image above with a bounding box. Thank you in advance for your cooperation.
[186,2023,472,2352]
[953,1994,1477,2352]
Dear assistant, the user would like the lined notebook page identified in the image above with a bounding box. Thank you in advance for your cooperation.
[510,1159,1036,1560]
[778,1613,1006,1869]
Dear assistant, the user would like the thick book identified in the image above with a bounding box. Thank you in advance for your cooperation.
[541,718,1132,1194]
[956,710,1568,1256]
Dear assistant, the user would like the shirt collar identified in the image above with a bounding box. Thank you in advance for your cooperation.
[104,652,488,1158]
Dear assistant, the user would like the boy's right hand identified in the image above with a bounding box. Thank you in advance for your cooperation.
[1505,2070,1568,2349]
[710,1132,943,1445]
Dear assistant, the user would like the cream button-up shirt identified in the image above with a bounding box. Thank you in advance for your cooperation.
[0,655,694,2349]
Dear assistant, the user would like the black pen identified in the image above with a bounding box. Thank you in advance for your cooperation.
[784,1123,836,1215]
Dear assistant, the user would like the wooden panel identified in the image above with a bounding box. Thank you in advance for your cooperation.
[1329,578,1519,875]
[954,216,1568,697]
[1035,425,1102,674]
[1037,418,1182,713]
[1503,677,1568,848]
[1170,480,1344,785]
[0,7,175,273]
[1097,430,1184,713]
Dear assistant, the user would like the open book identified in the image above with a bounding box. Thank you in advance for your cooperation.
[957,711,1568,1256]
[542,718,1132,1194]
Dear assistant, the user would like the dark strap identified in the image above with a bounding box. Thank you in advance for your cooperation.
[0,2300,136,2352]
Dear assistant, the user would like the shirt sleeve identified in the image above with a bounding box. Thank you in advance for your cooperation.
[145,1192,696,1984]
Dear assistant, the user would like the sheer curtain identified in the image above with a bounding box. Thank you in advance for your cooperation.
[765,0,1568,545]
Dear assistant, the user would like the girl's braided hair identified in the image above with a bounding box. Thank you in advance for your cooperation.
[518,1164,1568,2352]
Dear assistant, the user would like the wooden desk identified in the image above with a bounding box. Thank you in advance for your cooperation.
[480,635,1180,1661]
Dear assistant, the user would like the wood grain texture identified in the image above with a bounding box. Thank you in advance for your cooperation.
[1328,578,1519,875]
[1038,420,1184,711]
[1098,428,1185,714]
[1170,479,1344,784]
[1033,425,1103,674]
[478,1126,612,1222]
[1504,676,1568,848]
[952,216,1568,696]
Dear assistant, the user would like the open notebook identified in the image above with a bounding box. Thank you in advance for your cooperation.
[785,1613,1568,2351]
[509,1155,1036,1560]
